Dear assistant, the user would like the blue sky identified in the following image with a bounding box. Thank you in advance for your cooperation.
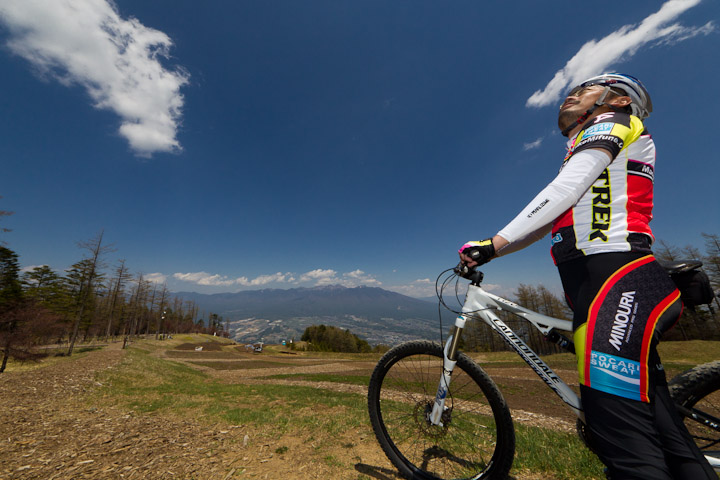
[1,0,718,298]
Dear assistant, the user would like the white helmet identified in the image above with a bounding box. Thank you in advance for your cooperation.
[572,73,653,119]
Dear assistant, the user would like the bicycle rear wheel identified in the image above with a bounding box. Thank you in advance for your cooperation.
[368,340,514,480]
[669,360,720,468]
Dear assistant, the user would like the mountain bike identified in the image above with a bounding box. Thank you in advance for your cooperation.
[367,263,720,480]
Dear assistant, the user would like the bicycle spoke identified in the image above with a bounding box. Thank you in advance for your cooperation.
[369,341,514,480]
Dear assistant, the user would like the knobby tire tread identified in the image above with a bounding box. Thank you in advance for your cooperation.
[669,360,720,405]
[368,340,515,480]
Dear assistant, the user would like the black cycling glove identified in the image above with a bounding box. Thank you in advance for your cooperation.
[459,239,496,266]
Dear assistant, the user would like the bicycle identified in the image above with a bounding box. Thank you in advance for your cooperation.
[367,263,720,480]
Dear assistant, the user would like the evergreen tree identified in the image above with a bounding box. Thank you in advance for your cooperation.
[300,324,370,353]
[0,247,22,311]
[21,265,65,314]
[0,247,23,372]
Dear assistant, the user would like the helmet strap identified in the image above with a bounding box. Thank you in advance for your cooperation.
[561,86,612,137]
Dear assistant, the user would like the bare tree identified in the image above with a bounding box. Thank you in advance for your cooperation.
[123,273,150,349]
[144,283,158,337]
[654,236,719,340]
[654,239,682,262]
[104,260,131,341]
[0,196,13,246]
[702,233,720,311]
[172,296,183,334]
[67,230,113,356]
[1,303,63,372]
[155,283,169,340]
[681,245,703,261]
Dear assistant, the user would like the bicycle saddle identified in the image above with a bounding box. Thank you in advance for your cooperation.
[659,260,704,275]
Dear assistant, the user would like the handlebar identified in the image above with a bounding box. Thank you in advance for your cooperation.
[454,263,485,286]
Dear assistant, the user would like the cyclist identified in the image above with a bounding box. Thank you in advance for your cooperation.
[458,73,714,479]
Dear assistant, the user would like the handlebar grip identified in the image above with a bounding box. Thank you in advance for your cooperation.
[455,263,484,285]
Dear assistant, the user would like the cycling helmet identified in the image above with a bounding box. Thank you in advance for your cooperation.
[561,73,652,137]
[573,73,653,120]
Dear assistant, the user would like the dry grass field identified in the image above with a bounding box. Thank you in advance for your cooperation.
[1,335,717,479]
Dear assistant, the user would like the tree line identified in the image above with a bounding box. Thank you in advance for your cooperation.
[298,324,375,353]
[1,205,718,366]
[461,233,720,354]
[0,230,227,373]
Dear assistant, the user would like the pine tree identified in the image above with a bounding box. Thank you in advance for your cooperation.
[0,247,23,372]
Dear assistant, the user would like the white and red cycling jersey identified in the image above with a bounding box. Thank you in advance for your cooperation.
[496,111,655,265]
[551,111,655,264]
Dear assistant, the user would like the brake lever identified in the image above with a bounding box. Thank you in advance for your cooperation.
[454,263,484,286]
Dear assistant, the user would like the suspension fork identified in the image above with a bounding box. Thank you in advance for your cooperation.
[429,314,467,425]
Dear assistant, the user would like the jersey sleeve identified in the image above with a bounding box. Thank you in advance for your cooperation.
[495,223,552,257]
[497,148,612,244]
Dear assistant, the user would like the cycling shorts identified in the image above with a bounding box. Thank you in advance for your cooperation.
[559,253,682,402]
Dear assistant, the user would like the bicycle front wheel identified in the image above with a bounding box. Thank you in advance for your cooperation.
[368,340,515,480]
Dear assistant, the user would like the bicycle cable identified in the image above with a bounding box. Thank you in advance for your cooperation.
[435,268,460,346]
[435,268,481,347]
[433,266,498,420]
[436,268,495,313]
[435,267,499,349]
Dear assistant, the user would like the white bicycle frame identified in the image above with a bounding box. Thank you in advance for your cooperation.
[429,283,720,470]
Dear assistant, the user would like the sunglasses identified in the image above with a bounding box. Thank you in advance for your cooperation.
[567,84,626,98]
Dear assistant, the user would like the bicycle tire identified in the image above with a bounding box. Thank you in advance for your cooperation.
[669,360,720,463]
[368,340,515,480]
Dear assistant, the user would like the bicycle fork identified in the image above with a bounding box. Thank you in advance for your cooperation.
[429,314,467,426]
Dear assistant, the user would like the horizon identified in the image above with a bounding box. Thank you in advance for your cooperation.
[2,0,718,300]
[172,281,440,301]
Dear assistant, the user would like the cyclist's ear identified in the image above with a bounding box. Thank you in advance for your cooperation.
[608,95,631,109]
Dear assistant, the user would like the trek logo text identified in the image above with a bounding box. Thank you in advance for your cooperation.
[590,169,611,241]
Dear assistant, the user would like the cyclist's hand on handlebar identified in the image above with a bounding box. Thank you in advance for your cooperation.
[459,239,496,267]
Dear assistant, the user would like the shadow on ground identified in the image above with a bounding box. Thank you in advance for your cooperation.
[355,463,403,479]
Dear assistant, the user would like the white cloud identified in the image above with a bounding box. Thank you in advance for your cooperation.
[343,269,382,287]
[298,268,381,287]
[173,271,235,287]
[173,271,294,287]
[526,0,714,108]
[20,264,48,273]
[171,268,381,289]
[523,138,543,151]
[145,272,167,284]
[0,0,189,157]
[386,278,435,298]
[299,268,338,283]
[654,20,715,45]
[236,272,293,286]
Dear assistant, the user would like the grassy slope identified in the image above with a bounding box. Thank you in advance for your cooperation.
[42,336,720,479]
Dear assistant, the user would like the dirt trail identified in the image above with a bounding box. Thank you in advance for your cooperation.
[0,343,402,480]
[0,342,571,479]
[183,357,577,434]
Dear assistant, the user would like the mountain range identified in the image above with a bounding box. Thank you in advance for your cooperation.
[176,285,444,346]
